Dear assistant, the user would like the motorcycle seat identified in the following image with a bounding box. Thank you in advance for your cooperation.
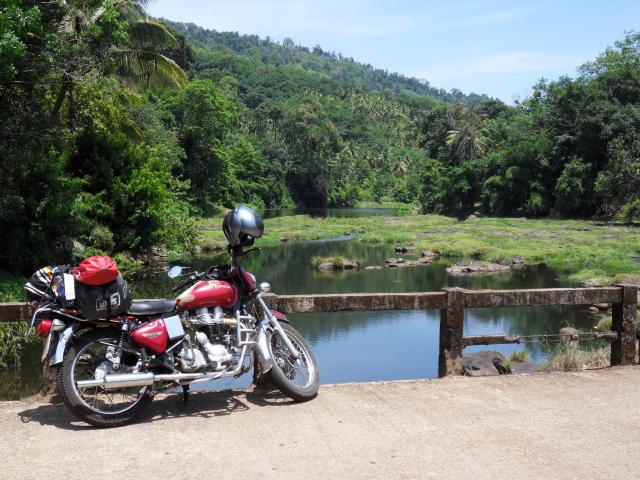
[128,299,176,316]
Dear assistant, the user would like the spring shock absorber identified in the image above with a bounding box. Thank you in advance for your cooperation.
[110,321,131,371]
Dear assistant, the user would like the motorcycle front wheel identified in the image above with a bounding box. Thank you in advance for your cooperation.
[58,328,152,428]
[267,323,319,401]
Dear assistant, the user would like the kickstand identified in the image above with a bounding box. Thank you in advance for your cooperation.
[181,384,190,405]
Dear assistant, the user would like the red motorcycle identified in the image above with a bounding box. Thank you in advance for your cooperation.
[26,205,319,427]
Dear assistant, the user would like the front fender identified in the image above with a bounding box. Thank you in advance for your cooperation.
[255,319,274,374]
[270,310,289,323]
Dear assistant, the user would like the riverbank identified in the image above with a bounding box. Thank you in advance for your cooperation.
[200,214,640,285]
[3,367,640,480]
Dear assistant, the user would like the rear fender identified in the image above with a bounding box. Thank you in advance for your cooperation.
[48,325,76,366]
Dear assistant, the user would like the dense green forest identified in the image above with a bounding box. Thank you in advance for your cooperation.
[2,0,640,275]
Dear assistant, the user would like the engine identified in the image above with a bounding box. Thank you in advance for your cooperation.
[176,306,235,372]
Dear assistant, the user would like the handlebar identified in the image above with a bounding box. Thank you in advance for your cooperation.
[170,264,232,293]
[171,273,201,293]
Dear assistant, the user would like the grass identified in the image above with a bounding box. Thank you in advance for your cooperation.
[198,213,640,284]
[595,316,612,332]
[595,314,640,337]
[539,342,611,371]
[311,256,358,269]
[503,350,528,370]
[0,271,33,369]
[507,351,528,363]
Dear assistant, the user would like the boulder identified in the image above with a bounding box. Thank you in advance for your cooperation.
[446,261,511,276]
[462,351,510,376]
[385,257,406,267]
[394,246,409,254]
[365,266,382,270]
[581,278,604,288]
[593,303,610,310]
[415,256,434,265]
[341,259,359,269]
[317,262,335,271]
[317,258,359,271]
[511,256,525,268]
[392,261,415,268]
[420,250,440,260]
[385,257,406,264]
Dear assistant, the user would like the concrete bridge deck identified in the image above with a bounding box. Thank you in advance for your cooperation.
[2,367,639,480]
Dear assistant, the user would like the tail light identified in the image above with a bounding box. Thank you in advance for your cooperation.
[36,319,52,337]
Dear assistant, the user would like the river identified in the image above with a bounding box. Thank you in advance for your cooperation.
[0,208,604,399]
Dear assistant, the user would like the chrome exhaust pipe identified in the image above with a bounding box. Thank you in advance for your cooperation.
[76,372,206,390]
[76,345,250,390]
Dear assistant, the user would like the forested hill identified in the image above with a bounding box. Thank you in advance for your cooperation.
[3,0,640,275]
[165,21,488,105]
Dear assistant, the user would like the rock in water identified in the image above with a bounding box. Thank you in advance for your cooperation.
[511,256,525,269]
[385,257,406,267]
[462,351,510,376]
[447,261,511,276]
[317,258,359,271]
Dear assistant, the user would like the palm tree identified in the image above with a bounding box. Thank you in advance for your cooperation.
[51,0,186,125]
[445,105,488,163]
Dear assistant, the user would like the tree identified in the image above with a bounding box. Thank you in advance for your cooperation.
[445,105,488,164]
[50,0,186,126]
[161,79,235,206]
[281,97,342,207]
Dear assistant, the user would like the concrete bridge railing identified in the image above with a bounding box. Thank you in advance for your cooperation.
[0,285,637,379]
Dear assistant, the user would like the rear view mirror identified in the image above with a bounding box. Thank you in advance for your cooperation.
[167,266,183,278]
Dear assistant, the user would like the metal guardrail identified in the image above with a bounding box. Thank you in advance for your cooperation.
[1,285,637,378]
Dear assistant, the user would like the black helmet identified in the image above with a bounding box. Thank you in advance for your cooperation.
[222,205,264,247]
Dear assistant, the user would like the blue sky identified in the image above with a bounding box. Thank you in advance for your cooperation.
[148,1,640,102]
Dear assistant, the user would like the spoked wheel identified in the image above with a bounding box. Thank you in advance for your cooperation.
[267,323,319,401]
[58,329,152,428]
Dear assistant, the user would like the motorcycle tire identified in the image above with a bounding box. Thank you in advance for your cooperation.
[58,328,153,428]
[267,323,319,401]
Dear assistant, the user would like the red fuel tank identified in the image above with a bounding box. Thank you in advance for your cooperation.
[175,280,238,311]
[131,319,168,354]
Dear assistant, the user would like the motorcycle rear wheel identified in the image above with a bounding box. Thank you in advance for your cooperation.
[58,329,152,428]
[267,323,319,401]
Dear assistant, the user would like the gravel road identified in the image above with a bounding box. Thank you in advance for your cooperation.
[2,367,639,480]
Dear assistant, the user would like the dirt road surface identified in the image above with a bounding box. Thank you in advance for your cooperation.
[2,367,640,480]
